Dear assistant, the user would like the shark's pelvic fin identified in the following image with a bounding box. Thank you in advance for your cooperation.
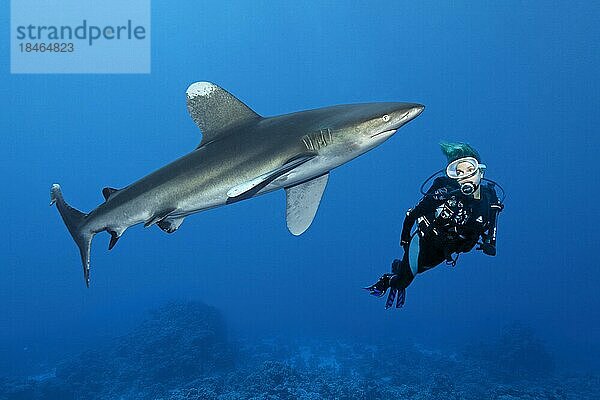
[144,208,176,228]
[285,173,329,236]
[108,231,120,250]
[186,82,261,147]
[226,154,317,201]
[102,187,120,201]
[157,216,185,234]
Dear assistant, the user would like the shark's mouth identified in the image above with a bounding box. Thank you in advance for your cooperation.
[369,110,412,139]
[370,129,396,139]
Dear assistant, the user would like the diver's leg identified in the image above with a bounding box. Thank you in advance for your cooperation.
[415,239,447,273]
[386,236,419,308]
[389,259,415,291]
[390,236,419,286]
[369,237,451,308]
[364,236,417,307]
[365,242,413,297]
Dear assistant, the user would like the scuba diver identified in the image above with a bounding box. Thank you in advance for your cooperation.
[364,142,505,309]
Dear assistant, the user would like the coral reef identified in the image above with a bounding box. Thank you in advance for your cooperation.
[0,301,232,400]
[0,303,597,400]
[464,322,555,382]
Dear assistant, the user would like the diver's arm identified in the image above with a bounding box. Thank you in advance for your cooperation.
[479,194,504,256]
[400,177,448,246]
[400,209,416,246]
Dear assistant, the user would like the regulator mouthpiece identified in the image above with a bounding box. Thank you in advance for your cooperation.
[460,182,476,195]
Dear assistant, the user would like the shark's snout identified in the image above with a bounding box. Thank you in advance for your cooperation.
[391,104,425,130]
[398,104,425,127]
[411,104,425,119]
[370,104,424,139]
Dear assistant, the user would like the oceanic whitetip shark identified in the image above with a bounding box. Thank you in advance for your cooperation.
[51,82,424,286]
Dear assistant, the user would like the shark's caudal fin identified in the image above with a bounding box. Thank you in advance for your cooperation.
[50,184,95,287]
[186,82,262,147]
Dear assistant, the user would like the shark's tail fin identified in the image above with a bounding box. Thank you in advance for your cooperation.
[50,184,94,287]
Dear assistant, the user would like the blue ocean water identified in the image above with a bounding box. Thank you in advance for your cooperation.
[1,1,599,398]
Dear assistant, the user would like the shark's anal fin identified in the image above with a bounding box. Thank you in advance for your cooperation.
[226,154,316,203]
[102,187,120,201]
[157,217,185,234]
[144,208,176,228]
[186,82,262,147]
[285,172,329,235]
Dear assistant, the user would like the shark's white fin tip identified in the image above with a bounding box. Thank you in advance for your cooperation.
[50,183,61,205]
[185,81,261,147]
[186,82,218,99]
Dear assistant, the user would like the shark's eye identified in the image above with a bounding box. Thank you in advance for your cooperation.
[382,114,390,122]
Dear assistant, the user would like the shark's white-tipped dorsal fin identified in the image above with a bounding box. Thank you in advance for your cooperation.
[186,82,261,146]
[285,173,329,236]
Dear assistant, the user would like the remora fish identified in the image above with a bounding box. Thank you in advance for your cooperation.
[51,82,424,286]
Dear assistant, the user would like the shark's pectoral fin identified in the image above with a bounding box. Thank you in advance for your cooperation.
[144,208,176,228]
[157,217,185,234]
[285,172,329,236]
[186,82,262,147]
[102,187,120,201]
[226,154,317,203]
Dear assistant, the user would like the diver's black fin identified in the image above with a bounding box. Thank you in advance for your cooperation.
[102,187,120,201]
[396,289,406,308]
[385,288,397,309]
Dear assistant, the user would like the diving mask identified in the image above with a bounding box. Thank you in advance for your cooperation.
[445,157,486,195]
[446,157,486,179]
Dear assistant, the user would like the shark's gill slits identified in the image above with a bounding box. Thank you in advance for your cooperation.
[302,128,332,151]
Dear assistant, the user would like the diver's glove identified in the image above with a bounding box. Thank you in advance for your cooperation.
[478,242,496,256]
[364,274,393,297]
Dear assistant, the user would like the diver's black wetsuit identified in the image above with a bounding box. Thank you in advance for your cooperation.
[369,176,503,307]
